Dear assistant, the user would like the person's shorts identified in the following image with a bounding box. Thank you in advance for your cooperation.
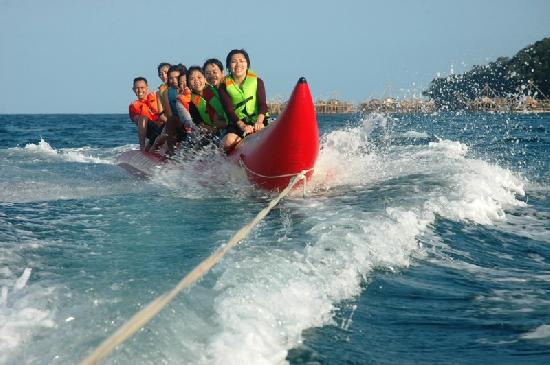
[226,120,268,138]
[146,121,163,143]
[226,123,246,138]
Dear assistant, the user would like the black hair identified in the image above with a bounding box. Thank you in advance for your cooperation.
[133,76,148,85]
[202,58,224,73]
[225,49,250,71]
[178,63,188,76]
[168,63,187,77]
[157,62,171,74]
[186,66,204,89]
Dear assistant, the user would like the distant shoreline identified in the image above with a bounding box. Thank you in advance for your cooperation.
[268,97,550,115]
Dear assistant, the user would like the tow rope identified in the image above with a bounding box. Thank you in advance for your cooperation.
[79,170,310,365]
[238,159,313,197]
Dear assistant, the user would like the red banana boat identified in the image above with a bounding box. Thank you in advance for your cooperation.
[117,77,319,191]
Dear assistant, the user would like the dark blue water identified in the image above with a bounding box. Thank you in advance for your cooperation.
[1,112,548,364]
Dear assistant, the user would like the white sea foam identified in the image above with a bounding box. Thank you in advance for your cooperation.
[0,140,146,203]
[133,115,528,364]
[0,179,136,204]
[521,324,550,342]
[24,138,58,155]
[2,114,536,364]
[14,268,32,289]
[0,269,56,364]
[494,208,550,243]
[401,130,430,138]
[186,115,529,364]
[150,149,252,199]
[19,138,117,164]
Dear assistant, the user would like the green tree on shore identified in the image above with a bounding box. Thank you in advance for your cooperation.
[423,37,550,109]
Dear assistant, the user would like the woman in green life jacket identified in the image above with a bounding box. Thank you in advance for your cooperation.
[187,66,228,136]
[218,49,268,152]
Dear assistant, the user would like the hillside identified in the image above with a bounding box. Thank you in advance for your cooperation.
[423,37,550,109]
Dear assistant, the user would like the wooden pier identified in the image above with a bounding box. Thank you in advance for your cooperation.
[268,98,354,115]
[314,99,355,114]
[358,98,435,114]
[465,83,550,113]
[266,81,549,115]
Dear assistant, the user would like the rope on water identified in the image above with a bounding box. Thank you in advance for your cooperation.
[239,159,314,179]
[239,160,313,197]
[79,170,310,365]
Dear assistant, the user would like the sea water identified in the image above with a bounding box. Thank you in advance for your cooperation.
[0,112,548,364]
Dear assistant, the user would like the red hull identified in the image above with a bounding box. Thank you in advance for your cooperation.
[227,77,319,190]
[117,78,319,190]
[116,150,166,177]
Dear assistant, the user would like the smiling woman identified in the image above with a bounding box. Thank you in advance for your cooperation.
[218,49,269,152]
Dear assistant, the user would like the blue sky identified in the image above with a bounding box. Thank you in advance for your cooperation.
[0,0,548,113]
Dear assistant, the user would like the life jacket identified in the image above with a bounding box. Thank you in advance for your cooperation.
[158,83,168,98]
[129,92,160,124]
[176,89,191,111]
[204,86,228,123]
[191,93,214,127]
[223,70,258,124]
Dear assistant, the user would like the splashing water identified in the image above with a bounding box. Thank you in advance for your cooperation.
[0,112,547,364]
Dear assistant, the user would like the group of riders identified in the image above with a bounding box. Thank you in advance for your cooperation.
[129,49,268,155]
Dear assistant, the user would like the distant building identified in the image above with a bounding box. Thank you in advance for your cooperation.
[358,98,435,113]
[267,101,286,115]
[314,99,355,114]
[465,83,550,113]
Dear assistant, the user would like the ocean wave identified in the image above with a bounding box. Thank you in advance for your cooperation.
[2,113,544,364]
[13,138,126,164]
[522,324,550,343]
[153,115,530,364]
[0,268,56,364]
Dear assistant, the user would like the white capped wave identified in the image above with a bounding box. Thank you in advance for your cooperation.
[401,130,430,138]
[106,115,529,364]
[24,138,58,155]
[0,179,137,204]
[18,138,120,164]
[149,147,256,199]
[1,114,535,364]
[0,268,56,364]
[0,140,144,203]
[522,325,550,342]
[186,114,529,363]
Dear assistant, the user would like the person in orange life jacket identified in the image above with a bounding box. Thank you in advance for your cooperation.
[153,65,196,152]
[187,66,227,135]
[203,58,225,89]
[158,64,182,120]
[128,77,164,151]
[155,62,171,123]
[176,70,193,126]
[218,49,268,152]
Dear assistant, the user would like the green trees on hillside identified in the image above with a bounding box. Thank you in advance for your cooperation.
[423,37,550,109]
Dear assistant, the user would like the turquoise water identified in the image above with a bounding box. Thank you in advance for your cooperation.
[0,112,549,364]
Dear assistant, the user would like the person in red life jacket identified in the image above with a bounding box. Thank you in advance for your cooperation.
[176,71,192,122]
[187,66,228,136]
[203,58,225,89]
[128,77,165,151]
[218,49,268,152]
